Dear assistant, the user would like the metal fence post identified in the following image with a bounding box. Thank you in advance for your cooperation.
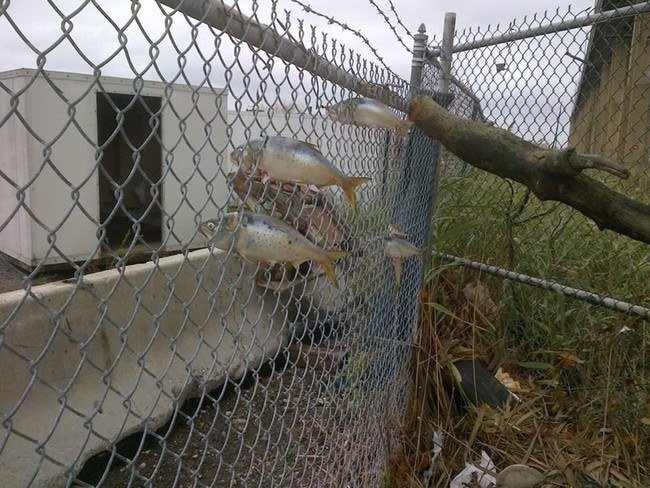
[440,13,456,94]
[381,22,439,342]
[418,12,458,267]
[410,23,428,92]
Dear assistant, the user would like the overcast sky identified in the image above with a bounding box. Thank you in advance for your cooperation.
[0,0,595,79]
[1,0,597,144]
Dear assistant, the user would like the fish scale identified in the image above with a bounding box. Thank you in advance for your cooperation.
[200,211,348,287]
[230,136,369,212]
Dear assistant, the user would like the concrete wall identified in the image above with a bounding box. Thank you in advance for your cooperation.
[0,249,290,487]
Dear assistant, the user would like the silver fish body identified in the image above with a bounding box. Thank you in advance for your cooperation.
[385,236,423,287]
[200,211,348,287]
[385,237,422,260]
[230,136,368,211]
[328,97,411,131]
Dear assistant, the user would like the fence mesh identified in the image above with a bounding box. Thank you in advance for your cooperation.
[1,0,649,487]
[428,1,649,315]
[417,1,649,485]
[0,1,436,487]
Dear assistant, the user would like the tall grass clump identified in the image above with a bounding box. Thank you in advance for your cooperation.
[385,155,648,487]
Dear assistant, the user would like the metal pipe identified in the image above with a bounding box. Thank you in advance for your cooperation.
[439,12,456,93]
[159,0,409,111]
[450,2,650,52]
[436,253,650,319]
[408,24,439,273]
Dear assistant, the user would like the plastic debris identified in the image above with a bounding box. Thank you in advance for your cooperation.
[446,361,511,408]
[422,432,444,486]
[495,367,522,402]
[450,450,496,488]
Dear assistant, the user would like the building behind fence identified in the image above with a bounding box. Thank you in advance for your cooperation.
[0,0,648,487]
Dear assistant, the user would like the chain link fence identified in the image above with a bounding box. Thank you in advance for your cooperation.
[1,0,648,486]
[426,0,649,317]
[418,2,649,484]
[0,1,438,486]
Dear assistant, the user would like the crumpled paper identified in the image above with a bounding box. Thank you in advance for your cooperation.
[449,450,496,488]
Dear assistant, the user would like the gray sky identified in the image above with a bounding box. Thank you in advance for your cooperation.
[0,0,594,80]
[1,0,597,144]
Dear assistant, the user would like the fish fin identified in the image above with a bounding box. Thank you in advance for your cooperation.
[392,258,403,285]
[319,249,350,289]
[320,261,339,289]
[342,177,371,212]
[389,222,410,238]
[302,140,321,153]
[326,249,349,261]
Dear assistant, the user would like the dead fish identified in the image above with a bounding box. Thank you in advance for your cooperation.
[228,171,354,249]
[385,236,423,285]
[326,97,412,133]
[200,211,348,288]
[389,222,410,238]
[230,136,369,212]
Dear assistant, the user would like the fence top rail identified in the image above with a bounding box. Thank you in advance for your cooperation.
[159,0,410,111]
[433,1,650,54]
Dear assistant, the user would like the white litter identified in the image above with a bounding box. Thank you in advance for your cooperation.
[449,450,496,488]
[422,431,444,486]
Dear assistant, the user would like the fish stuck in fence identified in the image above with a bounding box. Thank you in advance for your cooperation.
[384,225,423,295]
[230,136,369,212]
[200,211,349,288]
[227,170,357,291]
[326,97,412,135]
[228,171,355,250]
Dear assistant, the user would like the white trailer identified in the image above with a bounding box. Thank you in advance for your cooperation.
[0,69,228,269]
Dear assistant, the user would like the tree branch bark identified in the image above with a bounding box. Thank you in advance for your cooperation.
[409,95,650,245]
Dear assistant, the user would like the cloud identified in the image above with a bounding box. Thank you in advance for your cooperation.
[1,0,596,144]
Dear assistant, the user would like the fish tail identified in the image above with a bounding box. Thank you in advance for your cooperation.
[342,177,370,212]
[320,249,350,289]
[398,120,412,146]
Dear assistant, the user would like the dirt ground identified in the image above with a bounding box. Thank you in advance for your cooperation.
[0,257,25,293]
[75,346,356,488]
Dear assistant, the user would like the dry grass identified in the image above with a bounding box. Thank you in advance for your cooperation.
[384,264,648,488]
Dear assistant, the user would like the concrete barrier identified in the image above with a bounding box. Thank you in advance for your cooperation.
[0,249,291,487]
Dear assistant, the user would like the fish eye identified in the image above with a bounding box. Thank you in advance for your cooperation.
[206,222,216,231]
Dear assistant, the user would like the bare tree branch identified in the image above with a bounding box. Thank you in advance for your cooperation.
[409,95,650,245]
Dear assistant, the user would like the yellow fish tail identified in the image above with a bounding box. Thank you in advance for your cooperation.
[342,177,370,212]
[320,249,350,288]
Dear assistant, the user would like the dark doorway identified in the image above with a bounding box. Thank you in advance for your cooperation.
[96,93,162,251]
